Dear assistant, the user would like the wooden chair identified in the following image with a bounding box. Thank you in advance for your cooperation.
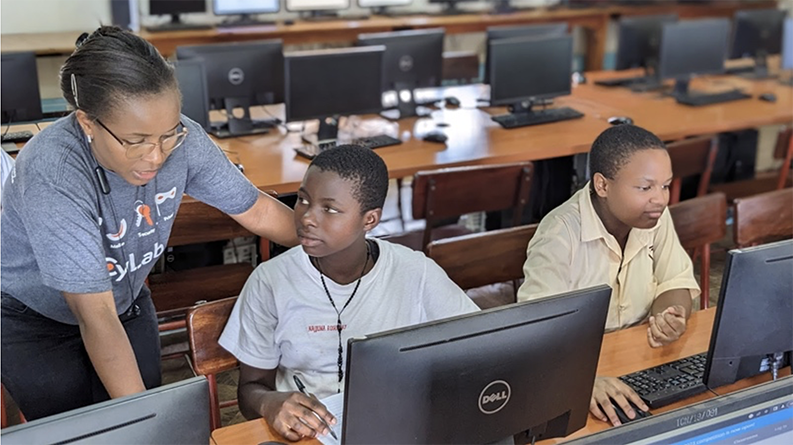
[733,187,793,248]
[668,193,727,309]
[667,136,718,205]
[710,127,793,202]
[151,195,269,332]
[427,224,538,303]
[442,50,481,84]
[185,296,240,431]
[384,162,533,252]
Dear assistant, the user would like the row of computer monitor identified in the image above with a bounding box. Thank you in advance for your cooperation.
[3,239,791,444]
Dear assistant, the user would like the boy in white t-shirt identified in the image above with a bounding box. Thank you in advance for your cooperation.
[219,145,479,441]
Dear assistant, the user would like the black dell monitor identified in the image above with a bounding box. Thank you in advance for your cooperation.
[174,59,210,130]
[658,18,730,99]
[615,14,678,74]
[285,46,384,144]
[567,376,793,444]
[148,0,206,30]
[484,22,568,84]
[341,285,611,444]
[357,28,444,119]
[489,34,576,114]
[729,8,786,79]
[0,377,210,445]
[704,239,793,389]
[1,51,43,124]
[175,39,284,138]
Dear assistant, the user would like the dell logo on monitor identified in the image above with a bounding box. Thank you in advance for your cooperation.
[228,68,244,85]
[478,380,511,414]
[398,55,413,72]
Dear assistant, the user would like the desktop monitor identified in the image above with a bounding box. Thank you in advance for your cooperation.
[213,0,280,15]
[567,376,793,444]
[357,28,444,118]
[342,285,611,444]
[286,0,350,18]
[148,0,205,29]
[175,39,284,137]
[1,51,43,124]
[357,0,412,15]
[658,18,730,97]
[484,22,568,84]
[784,17,793,71]
[729,8,785,78]
[285,46,384,143]
[704,239,793,389]
[175,59,210,130]
[489,34,574,111]
[615,14,678,74]
[0,377,210,445]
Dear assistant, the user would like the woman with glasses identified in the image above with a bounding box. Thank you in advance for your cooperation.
[0,26,298,420]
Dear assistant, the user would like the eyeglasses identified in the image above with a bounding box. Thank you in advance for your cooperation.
[95,119,188,159]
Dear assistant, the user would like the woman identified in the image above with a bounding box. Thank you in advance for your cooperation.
[0,26,297,420]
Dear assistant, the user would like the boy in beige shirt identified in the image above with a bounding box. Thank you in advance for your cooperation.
[518,124,700,427]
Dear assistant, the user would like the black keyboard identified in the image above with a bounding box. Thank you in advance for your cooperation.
[619,352,708,409]
[144,23,213,33]
[294,135,402,160]
[725,65,755,75]
[595,76,649,87]
[1,130,34,143]
[492,107,584,129]
[217,20,276,28]
[674,90,752,106]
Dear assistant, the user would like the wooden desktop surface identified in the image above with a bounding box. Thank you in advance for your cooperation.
[209,307,787,445]
[1,1,773,72]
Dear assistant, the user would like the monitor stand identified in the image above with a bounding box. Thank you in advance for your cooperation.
[217,14,276,28]
[736,52,776,80]
[302,116,340,146]
[145,14,213,32]
[371,7,421,17]
[209,97,276,139]
[381,84,432,121]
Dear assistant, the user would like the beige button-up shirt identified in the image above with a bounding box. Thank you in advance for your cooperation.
[517,184,700,331]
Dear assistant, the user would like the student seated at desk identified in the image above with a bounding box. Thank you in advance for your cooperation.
[517,125,700,426]
[219,145,479,441]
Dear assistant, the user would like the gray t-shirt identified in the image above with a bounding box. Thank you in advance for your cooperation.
[1,114,260,324]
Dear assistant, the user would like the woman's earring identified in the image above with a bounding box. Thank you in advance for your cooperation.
[87,134,93,144]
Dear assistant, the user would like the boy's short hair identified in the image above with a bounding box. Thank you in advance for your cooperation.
[310,144,389,212]
[589,125,666,180]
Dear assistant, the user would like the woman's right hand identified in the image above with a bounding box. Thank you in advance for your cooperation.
[261,391,336,442]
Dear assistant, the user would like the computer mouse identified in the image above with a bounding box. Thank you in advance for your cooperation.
[422,132,448,143]
[610,399,651,425]
[759,93,777,102]
[444,96,461,107]
[283,19,295,25]
[608,116,634,126]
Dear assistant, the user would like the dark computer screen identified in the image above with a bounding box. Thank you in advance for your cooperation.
[615,14,678,71]
[149,0,205,16]
[357,28,445,91]
[175,59,210,130]
[484,22,568,84]
[489,34,574,106]
[704,239,793,389]
[284,46,384,123]
[658,18,730,80]
[0,377,210,445]
[1,51,43,124]
[566,376,793,445]
[342,285,611,444]
[729,8,785,59]
[175,39,284,109]
[784,17,793,71]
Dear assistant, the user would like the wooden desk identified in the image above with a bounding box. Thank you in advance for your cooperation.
[1,1,774,71]
[210,308,786,445]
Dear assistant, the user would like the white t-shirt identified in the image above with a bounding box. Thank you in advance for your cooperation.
[219,238,479,399]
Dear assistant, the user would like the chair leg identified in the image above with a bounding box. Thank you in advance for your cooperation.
[207,374,221,431]
[700,244,711,310]
[396,177,405,231]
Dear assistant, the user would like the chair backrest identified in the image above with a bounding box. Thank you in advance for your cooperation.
[667,136,718,205]
[186,297,239,377]
[733,187,793,248]
[427,224,538,291]
[169,197,255,247]
[773,127,793,190]
[412,162,533,249]
[669,193,727,251]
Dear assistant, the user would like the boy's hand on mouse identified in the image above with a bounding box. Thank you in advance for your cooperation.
[590,376,648,426]
[647,305,687,348]
[261,392,336,441]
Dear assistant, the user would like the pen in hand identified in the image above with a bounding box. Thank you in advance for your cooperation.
[293,375,338,440]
